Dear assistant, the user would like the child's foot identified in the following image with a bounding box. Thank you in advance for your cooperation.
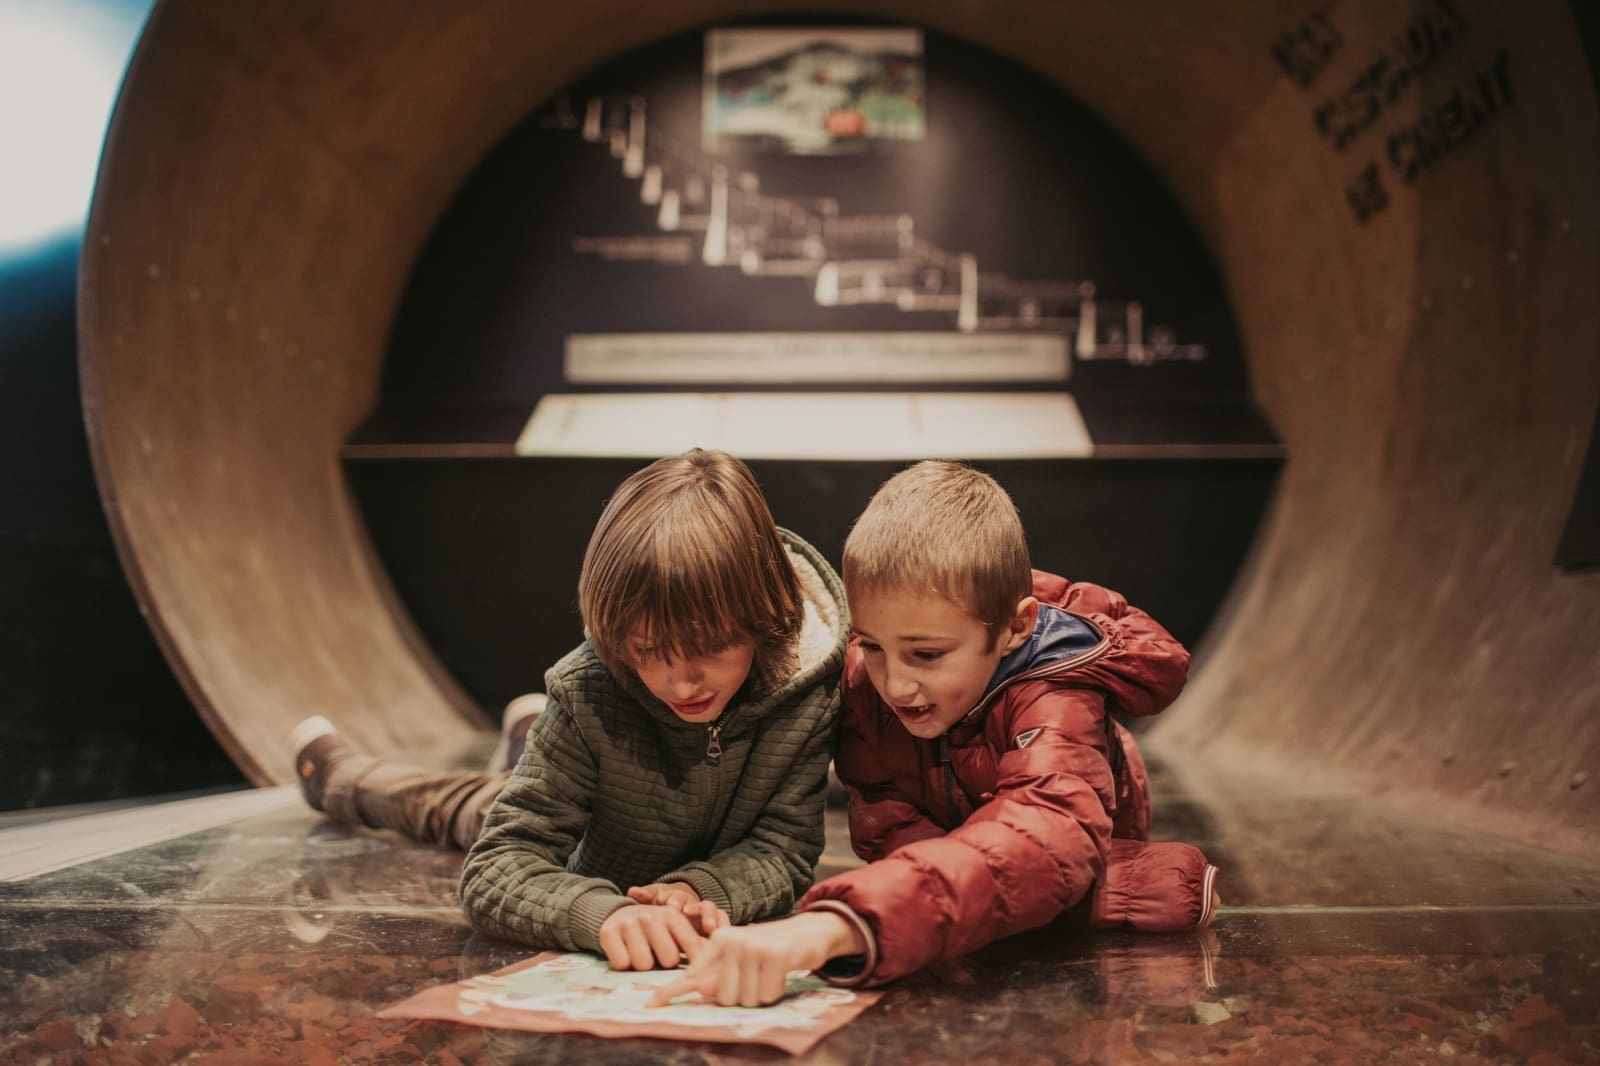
[290,716,356,812]
[488,693,546,772]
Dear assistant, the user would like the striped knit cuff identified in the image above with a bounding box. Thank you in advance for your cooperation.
[567,888,635,952]
[801,900,878,987]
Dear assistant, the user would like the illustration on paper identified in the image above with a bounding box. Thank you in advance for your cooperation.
[380,951,882,1054]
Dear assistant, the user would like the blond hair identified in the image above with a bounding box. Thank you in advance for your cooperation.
[578,449,803,688]
[843,461,1031,643]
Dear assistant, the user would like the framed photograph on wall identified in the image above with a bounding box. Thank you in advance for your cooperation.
[703,27,925,154]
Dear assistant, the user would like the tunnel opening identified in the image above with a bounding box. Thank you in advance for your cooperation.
[77,2,1599,855]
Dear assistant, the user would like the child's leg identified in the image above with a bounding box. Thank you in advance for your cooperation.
[292,718,509,850]
[338,761,508,850]
[1087,837,1221,932]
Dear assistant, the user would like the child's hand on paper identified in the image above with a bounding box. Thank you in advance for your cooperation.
[627,882,731,935]
[646,911,866,1008]
[598,904,707,971]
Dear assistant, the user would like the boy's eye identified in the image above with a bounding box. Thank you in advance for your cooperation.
[858,640,883,654]
[913,649,945,662]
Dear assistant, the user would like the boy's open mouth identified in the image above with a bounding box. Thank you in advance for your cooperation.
[894,704,935,723]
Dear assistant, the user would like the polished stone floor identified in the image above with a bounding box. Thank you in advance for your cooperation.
[3,739,1599,1064]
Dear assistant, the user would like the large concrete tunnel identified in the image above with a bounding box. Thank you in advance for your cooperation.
[78,0,1599,862]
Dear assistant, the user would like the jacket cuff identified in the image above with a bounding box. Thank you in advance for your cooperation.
[567,888,635,952]
[802,900,879,987]
[657,866,733,914]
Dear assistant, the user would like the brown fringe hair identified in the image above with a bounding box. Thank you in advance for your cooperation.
[579,449,804,689]
[843,460,1031,646]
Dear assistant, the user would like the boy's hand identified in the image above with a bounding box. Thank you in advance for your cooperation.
[681,899,732,936]
[598,905,706,971]
[628,882,732,936]
[646,911,866,1008]
[627,881,699,909]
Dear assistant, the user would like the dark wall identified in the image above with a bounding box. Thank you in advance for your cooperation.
[0,241,242,809]
[382,27,1251,410]
[350,25,1278,714]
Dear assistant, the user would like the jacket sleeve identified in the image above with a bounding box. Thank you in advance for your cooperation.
[801,685,1115,984]
[1060,582,1189,717]
[458,695,633,952]
[653,689,842,923]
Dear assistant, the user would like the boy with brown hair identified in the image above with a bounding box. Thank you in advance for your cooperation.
[652,460,1217,1006]
[291,449,849,973]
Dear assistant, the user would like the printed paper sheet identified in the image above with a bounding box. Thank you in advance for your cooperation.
[380,951,881,1055]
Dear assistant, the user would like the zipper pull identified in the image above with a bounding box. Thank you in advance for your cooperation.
[706,723,723,761]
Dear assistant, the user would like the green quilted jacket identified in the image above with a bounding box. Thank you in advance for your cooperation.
[459,530,848,951]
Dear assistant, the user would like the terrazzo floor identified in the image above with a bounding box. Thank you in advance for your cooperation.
[3,739,1598,1064]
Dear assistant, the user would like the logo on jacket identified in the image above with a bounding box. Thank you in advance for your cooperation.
[1014,728,1043,750]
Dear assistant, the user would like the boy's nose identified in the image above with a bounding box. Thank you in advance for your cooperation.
[883,667,919,703]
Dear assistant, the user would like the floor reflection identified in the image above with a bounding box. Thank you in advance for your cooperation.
[2,740,1598,1063]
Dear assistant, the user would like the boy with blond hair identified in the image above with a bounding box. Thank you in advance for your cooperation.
[653,460,1217,1006]
[291,449,849,972]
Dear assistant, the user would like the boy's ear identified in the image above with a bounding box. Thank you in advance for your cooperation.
[999,596,1039,654]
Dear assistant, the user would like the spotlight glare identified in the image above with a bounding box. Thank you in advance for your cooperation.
[0,0,149,255]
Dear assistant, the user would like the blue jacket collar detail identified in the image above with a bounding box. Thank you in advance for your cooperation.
[985,603,1102,693]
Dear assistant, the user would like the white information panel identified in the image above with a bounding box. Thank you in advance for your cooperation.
[515,392,1094,460]
[565,332,1070,384]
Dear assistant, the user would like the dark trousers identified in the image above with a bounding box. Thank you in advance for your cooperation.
[322,757,511,850]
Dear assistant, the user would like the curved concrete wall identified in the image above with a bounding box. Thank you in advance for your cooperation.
[80,2,1598,850]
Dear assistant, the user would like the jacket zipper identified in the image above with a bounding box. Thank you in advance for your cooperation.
[936,735,961,826]
[705,703,733,762]
[694,710,732,851]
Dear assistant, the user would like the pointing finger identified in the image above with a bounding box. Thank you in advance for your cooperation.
[647,971,701,1008]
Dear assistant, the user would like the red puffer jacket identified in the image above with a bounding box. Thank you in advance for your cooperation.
[801,572,1216,985]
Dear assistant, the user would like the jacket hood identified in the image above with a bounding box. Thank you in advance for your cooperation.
[986,603,1105,691]
[957,569,1187,726]
[954,572,1114,727]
